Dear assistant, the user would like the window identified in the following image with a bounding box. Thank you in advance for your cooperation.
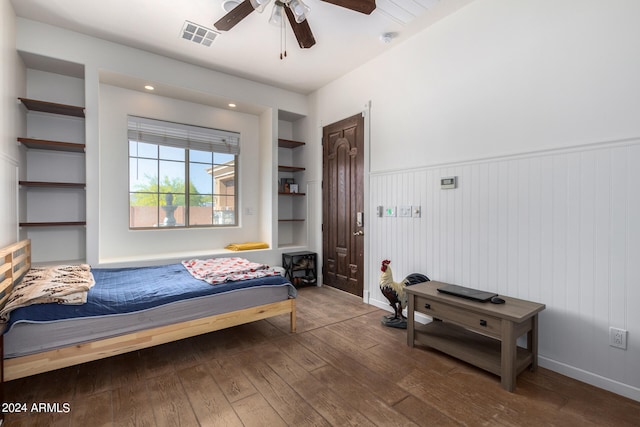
[128,116,240,228]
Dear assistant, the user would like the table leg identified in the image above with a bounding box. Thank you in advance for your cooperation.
[407,294,415,348]
[530,314,539,372]
[501,319,517,392]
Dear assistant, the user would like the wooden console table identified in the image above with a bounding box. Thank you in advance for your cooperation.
[406,281,545,392]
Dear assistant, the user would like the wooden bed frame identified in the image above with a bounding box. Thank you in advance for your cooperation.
[0,239,296,381]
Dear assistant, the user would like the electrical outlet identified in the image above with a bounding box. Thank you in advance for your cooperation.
[609,327,628,350]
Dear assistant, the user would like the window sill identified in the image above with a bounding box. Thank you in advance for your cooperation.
[98,247,272,268]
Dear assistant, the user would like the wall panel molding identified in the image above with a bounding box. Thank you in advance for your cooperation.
[368,137,640,401]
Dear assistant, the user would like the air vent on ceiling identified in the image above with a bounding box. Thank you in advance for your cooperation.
[181,21,219,47]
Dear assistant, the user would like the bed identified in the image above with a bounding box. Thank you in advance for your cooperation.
[0,239,296,381]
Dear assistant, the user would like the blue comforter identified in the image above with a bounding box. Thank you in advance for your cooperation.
[4,263,294,332]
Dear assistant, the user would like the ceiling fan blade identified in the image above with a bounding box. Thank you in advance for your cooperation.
[214,0,255,31]
[321,0,376,14]
[284,8,316,49]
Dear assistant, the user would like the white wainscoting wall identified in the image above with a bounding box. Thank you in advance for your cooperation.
[368,138,640,400]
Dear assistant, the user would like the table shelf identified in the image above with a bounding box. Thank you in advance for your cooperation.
[414,321,533,377]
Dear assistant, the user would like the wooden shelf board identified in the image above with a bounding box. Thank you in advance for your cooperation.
[18,138,85,153]
[278,192,306,196]
[278,138,305,149]
[19,181,85,188]
[278,219,305,222]
[19,221,86,227]
[278,165,306,172]
[19,98,85,118]
[414,321,531,376]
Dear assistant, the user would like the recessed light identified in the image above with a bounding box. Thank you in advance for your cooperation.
[144,85,155,91]
[228,103,237,108]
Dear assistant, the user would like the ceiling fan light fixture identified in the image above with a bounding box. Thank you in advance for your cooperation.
[250,0,272,13]
[269,2,285,26]
[288,0,310,23]
[222,0,241,12]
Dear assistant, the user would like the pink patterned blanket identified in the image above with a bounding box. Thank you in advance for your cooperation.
[181,257,281,285]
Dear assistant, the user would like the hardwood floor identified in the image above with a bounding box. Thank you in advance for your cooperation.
[3,285,640,426]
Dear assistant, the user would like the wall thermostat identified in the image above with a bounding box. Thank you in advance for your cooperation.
[441,176,457,189]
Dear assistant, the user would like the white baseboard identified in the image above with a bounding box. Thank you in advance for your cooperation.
[539,357,640,402]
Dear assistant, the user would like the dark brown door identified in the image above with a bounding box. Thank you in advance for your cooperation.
[322,114,365,296]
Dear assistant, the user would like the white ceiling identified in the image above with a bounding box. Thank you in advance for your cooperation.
[11,0,473,94]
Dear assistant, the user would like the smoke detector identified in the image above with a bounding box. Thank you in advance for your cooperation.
[181,21,219,47]
[379,32,397,44]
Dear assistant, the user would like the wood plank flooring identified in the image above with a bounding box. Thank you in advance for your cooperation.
[3,285,640,426]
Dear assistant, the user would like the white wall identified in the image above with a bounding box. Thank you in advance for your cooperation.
[313,0,640,171]
[310,0,640,400]
[0,0,25,247]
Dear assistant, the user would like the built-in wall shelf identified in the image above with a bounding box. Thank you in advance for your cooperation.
[18,97,85,118]
[278,138,305,149]
[19,221,87,227]
[278,165,305,173]
[18,137,85,153]
[18,92,87,262]
[277,134,307,248]
[19,181,85,189]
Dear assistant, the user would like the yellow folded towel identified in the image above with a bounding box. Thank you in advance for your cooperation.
[225,242,269,251]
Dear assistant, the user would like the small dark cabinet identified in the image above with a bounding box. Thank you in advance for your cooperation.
[282,251,317,287]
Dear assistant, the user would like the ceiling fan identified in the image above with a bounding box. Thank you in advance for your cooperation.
[214,0,376,50]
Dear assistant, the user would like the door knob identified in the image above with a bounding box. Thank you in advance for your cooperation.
[353,230,364,236]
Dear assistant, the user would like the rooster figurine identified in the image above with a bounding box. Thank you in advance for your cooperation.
[379,259,429,328]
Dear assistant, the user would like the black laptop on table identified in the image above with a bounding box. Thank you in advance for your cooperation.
[437,284,498,302]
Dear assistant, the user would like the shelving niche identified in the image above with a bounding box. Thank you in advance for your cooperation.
[18,96,87,263]
[277,137,307,248]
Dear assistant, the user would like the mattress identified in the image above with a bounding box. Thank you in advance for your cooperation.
[3,263,295,358]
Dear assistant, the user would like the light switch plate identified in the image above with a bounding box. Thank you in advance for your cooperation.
[384,206,396,217]
[399,206,412,217]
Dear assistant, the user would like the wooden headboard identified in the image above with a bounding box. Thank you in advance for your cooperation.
[0,239,31,310]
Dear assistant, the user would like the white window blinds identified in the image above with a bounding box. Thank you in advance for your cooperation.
[127,116,240,155]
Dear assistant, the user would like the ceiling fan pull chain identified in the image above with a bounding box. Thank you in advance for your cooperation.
[279,18,282,59]
[280,17,287,59]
